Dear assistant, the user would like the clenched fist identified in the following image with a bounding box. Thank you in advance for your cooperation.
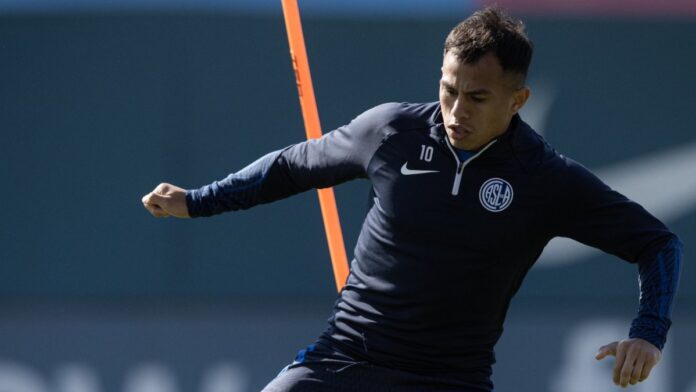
[141,183,190,218]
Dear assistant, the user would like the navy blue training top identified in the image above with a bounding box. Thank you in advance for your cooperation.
[186,102,682,374]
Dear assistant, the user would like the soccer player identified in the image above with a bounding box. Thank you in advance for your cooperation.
[141,7,682,391]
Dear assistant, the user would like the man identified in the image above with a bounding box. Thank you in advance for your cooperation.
[142,7,682,391]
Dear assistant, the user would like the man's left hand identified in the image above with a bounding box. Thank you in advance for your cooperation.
[595,338,661,388]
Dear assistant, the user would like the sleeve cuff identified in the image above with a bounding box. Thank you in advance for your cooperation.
[185,189,202,218]
[629,315,671,350]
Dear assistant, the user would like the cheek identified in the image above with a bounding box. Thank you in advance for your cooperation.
[482,103,512,131]
[500,96,517,116]
[481,101,508,122]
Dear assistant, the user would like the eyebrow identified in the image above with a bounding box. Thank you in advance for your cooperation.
[465,89,491,96]
[440,80,491,95]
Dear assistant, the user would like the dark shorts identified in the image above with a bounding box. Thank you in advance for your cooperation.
[261,342,494,392]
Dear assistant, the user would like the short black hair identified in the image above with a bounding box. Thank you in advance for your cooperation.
[444,7,533,80]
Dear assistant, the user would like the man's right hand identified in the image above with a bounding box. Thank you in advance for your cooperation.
[141,183,190,218]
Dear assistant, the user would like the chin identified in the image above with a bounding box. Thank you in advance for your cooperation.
[449,138,471,150]
[451,137,482,151]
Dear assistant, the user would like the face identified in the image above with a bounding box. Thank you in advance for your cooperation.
[439,51,530,150]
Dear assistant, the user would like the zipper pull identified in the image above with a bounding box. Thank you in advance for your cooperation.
[452,162,465,196]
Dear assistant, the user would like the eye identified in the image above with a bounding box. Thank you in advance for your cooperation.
[446,88,458,96]
[470,95,485,103]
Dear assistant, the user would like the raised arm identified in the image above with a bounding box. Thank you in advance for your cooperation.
[553,157,683,388]
[142,103,399,218]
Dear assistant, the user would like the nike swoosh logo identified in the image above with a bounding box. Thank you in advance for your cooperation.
[400,162,439,176]
[537,140,696,268]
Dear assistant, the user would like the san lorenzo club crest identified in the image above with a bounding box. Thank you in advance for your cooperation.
[479,178,514,212]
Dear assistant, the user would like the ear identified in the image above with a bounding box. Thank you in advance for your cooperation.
[510,87,530,115]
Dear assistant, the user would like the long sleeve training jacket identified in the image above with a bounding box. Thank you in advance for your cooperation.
[186,102,682,374]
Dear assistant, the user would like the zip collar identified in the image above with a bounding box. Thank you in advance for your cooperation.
[443,135,497,196]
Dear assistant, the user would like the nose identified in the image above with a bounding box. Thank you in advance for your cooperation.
[451,97,470,121]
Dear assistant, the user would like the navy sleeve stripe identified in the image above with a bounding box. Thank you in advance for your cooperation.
[630,236,683,350]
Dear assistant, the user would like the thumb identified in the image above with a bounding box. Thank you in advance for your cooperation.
[595,342,618,360]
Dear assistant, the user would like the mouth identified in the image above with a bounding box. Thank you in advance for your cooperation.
[446,124,473,140]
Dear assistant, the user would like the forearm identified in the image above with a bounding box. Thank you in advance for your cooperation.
[186,150,287,217]
[629,235,683,350]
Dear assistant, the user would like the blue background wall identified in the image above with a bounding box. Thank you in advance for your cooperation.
[0,6,694,392]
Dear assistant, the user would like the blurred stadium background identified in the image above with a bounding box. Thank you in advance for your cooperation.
[1,0,694,391]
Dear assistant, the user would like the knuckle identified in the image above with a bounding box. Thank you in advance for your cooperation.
[616,342,628,354]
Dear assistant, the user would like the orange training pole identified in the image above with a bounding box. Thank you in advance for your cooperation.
[281,0,350,291]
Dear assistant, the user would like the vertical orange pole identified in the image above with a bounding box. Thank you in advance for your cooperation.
[281,0,350,291]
